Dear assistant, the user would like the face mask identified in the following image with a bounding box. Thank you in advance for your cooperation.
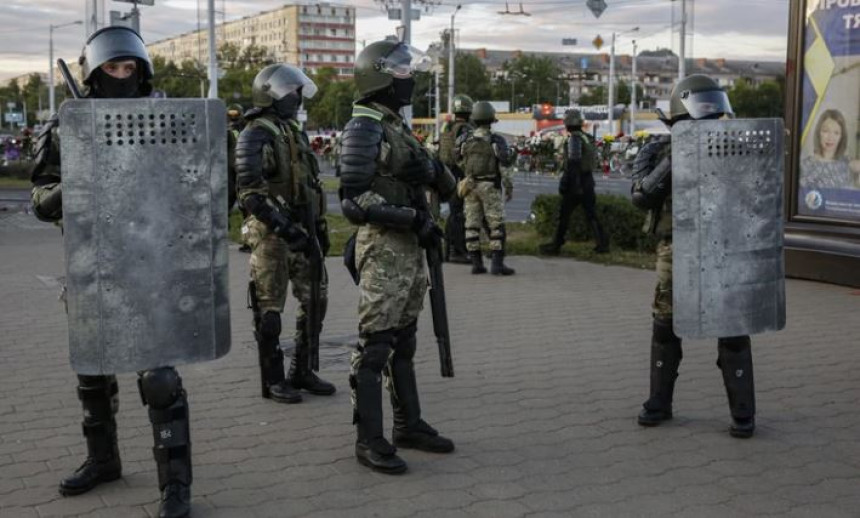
[93,69,140,98]
[272,92,302,120]
[391,77,415,107]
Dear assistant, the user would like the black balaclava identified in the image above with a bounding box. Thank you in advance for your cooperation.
[91,67,140,98]
[373,77,415,113]
[272,89,302,120]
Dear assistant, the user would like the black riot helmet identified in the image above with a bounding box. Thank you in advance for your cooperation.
[667,74,733,125]
[563,109,584,131]
[354,40,431,107]
[251,64,317,120]
[79,26,154,97]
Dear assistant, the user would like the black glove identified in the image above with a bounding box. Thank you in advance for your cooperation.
[271,211,309,253]
[317,219,331,256]
[400,155,435,185]
[412,210,443,249]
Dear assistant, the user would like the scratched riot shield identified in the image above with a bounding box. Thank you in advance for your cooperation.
[59,99,231,374]
[672,118,786,339]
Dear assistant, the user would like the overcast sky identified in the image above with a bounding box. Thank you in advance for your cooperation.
[0,0,791,81]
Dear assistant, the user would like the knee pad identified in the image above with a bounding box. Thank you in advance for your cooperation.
[139,367,183,409]
[393,322,418,360]
[358,331,395,373]
[260,311,281,340]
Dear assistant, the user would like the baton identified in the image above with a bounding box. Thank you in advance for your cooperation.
[57,59,83,100]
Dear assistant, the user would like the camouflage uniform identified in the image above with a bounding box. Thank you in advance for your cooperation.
[438,117,473,262]
[458,126,513,251]
[237,109,335,403]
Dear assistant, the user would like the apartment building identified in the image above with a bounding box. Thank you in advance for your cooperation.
[146,2,356,78]
[466,48,785,106]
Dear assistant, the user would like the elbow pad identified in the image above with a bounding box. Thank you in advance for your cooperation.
[30,116,60,184]
[341,198,416,230]
[339,117,383,198]
[631,157,671,210]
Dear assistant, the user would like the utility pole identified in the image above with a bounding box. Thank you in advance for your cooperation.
[679,0,687,79]
[447,4,461,116]
[434,66,441,139]
[631,39,637,135]
[207,0,218,98]
[401,0,413,123]
[608,32,616,133]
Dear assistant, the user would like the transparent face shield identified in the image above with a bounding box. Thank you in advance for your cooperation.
[266,66,318,101]
[679,90,734,120]
[376,44,432,78]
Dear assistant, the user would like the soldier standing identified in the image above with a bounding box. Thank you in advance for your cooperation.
[31,27,197,517]
[226,103,252,252]
[236,64,336,404]
[632,75,756,438]
[438,94,474,264]
[539,110,609,255]
[456,101,515,275]
[338,40,457,474]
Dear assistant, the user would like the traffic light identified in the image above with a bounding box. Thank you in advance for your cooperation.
[533,103,555,120]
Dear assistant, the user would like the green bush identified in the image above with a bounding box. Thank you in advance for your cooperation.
[531,193,658,253]
[0,160,33,179]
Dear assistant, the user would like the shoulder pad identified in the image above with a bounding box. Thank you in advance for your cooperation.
[235,126,271,184]
[632,140,670,179]
[340,117,383,197]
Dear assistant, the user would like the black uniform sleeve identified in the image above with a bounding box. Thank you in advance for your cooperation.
[235,124,277,221]
[631,139,672,210]
[338,116,383,200]
[567,134,583,173]
[30,115,63,222]
[491,134,513,167]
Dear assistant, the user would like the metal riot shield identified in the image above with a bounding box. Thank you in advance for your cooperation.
[59,99,231,374]
[672,118,786,339]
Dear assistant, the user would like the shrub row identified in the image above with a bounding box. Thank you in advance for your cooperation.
[531,193,659,253]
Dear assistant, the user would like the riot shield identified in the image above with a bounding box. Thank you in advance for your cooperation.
[59,99,231,374]
[672,118,786,339]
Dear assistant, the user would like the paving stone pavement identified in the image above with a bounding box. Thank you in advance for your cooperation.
[1,211,860,517]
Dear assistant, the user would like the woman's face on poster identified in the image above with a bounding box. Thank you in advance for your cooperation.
[819,117,842,158]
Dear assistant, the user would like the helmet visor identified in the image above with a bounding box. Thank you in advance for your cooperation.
[378,44,432,78]
[266,66,318,100]
[679,89,733,120]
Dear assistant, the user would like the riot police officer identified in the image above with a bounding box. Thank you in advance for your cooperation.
[236,64,336,405]
[539,109,609,255]
[632,74,755,438]
[31,27,193,518]
[455,101,515,275]
[338,40,457,474]
[438,94,474,263]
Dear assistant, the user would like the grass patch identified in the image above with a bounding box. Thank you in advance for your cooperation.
[505,221,655,270]
[0,176,31,189]
[320,177,339,194]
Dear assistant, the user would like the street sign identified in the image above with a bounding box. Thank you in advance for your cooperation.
[3,112,23,123]
[587,0,607,18]
[581,57,589,69]
[592,35,604,50]
[387,8,421,20]
[114,0,155,5]
[561,38,578,46]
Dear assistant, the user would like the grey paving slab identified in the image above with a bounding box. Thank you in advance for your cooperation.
[1,212,860,517]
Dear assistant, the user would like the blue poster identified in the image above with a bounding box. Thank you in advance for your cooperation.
[798,1,860,221]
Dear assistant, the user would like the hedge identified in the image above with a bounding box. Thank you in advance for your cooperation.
[531,193,659,253]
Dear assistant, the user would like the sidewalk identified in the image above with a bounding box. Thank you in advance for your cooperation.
[1,212,860,517]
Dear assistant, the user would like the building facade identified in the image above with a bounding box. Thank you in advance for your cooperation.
[465,48,785,107]
[146,2,356,78]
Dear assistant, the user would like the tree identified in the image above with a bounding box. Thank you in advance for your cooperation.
[305,67,356,130]
[727,77,784,118]
[490,54,562,111]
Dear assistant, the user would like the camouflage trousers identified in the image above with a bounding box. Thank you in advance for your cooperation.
[245,217,329,340]
[355,224,426,339]
[653,239,673,320]
[464,180,505,252]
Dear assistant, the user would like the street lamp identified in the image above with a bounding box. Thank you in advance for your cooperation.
[447,4,462,116]
[49,20,83,115]
[608,26,638,135]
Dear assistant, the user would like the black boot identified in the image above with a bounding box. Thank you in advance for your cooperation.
[590,220,609,254]
[718,336,756,439]
[288,340,336,396]
[389,324,455,454]
[638,318,683,426]
[490,250,515,276]
[59,376,122,496]
[352,333,407,474]
[139,368,192,518]
[470,251,487,274]
[256,311,302,404]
